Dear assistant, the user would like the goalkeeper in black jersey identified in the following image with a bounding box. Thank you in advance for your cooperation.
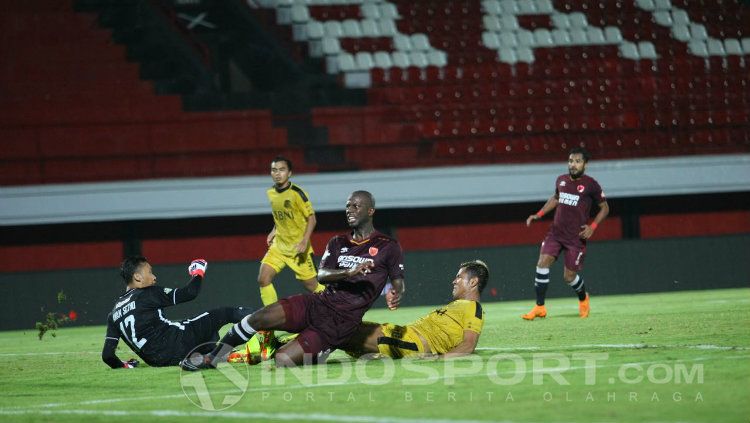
[101,256,250,368]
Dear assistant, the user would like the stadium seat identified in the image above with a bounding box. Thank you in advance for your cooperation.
[361,19,380,37]
[724,39,743,56]
[342,19,362,37]
[360,3,380,19]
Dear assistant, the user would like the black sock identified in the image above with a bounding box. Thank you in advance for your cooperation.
[535,267,550,305]
[208,315,256,360]
[568,275,587,301]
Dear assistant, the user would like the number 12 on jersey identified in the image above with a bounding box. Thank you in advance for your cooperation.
[120,315,147,349]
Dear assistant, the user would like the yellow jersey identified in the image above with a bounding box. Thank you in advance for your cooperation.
[410,299,484,354]
[266,183,315,256]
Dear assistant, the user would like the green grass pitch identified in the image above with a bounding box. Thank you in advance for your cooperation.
[1,288,748,423]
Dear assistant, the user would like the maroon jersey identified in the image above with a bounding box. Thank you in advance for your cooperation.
[318,230,405,321]
[551,174,606,242]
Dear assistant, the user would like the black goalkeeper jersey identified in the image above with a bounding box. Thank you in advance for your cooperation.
[104,277,201,366]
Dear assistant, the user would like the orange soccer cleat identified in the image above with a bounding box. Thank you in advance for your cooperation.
[521,304,547,320]
[579,294,590,318]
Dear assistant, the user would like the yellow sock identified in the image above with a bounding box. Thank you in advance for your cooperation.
[260,284,278,306]
[313,283,325,293]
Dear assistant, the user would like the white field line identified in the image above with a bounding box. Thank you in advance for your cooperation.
[0,409,513,423]
[476,344,750,352]
[2,343,746,357]
[5,353,748,412]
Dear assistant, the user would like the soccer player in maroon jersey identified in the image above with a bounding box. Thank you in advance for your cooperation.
[522,147,609,320]
[181,190,405,369]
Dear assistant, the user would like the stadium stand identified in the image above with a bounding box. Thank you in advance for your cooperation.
[1,0,748,185]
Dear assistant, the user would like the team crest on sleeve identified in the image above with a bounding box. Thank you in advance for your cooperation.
[369,247,379,256]
[577,185,585,193]
[163,288,173,295]
[560,181,566,186]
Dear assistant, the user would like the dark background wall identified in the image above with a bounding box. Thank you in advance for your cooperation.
[2,234,748,331]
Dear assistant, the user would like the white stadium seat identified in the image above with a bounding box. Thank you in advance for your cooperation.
[517,30,535,46]
[378,19,397,36]
[552,29,571,45]
[360,3,380,19]
[324,21,343,38]
[410,33,430,51]
[408,51,429,68]
[290,5,310,23]
[688,41,709,56]
[482,32,501,49]
[482,0,502,15]
[373,51,393,68]
[741,38,750,55]
[499,15,519,31]
[534,28,554,47]
[355,51,375,70]
[635,0,655,11]
[499,32,518,48]
[517,0,537,14]
[724,39,743,55]
[569,28,588,45]
[586,27,606,44]
[671,9,689,25]
[689,24,708,40]
[653,11,672,26]
[569,12,587,28]
[653,0,671,10]
[517,47,534,63]
[707,38,726,55]
[379,3,399,19]
[321,37,341,55]
[534,0,554,14]
[498,48,518,64]
[638,42,658,59]
[361,19,380,37]
[551,14,570,29]
[391,51,410,68]
[605,26,623,43]
[342,19,362,37]
[671,24,690,42]
[337,53,357,72]
[499,0,518,14]
[619,42,640,60]
[393,34,412,51]
[483,15,502,32]
[427,50,448,67]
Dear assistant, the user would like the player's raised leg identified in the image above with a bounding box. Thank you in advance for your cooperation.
[522,254,555,320]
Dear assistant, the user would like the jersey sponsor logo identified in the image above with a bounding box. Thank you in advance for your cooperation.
[340,247,349,253]
[274,210,295,221]
[398,264,404,271]
[559,192,580,206]
[577,184,585,193]
[559,181,567,186]
[337,255,374,268]
[369,247,379,256]
[284,199,292,209]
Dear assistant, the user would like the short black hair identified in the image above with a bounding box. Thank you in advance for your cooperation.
[461,260,489,293]
[351,190,375,209]
[272,155,292,171]
[569,147,591,163]
[120,256,148,285]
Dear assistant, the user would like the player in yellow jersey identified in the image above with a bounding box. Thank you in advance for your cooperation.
[342,260,488,358]
[259,156,324,306]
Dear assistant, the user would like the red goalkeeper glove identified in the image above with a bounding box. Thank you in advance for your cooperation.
[122,359,139,369]
[188,259,208,278]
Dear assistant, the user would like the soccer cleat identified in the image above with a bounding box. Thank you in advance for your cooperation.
[179,353,216,371]
[579,293,590,318]
[227,331,279,364]
[521,304,547,320]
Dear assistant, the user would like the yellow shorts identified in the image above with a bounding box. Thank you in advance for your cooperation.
[377,323,426,359]
[261,245,317,281]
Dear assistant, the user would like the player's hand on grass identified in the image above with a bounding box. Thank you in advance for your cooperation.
[188,258,208,278]
[122,358,139,369]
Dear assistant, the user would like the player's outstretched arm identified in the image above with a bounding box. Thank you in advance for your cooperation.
[526,195,559,226]
[317,261,374,284]
[172,259,207,304]
[101,320,136,369]
[440,330,481,359]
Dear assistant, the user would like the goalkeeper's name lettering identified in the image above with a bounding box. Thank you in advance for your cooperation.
[337,255,375,268]
[112,301,135,321]
[559,192,580,206]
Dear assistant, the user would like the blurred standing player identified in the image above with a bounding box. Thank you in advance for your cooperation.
[522,147,609,320]
[181,190,405,369]
[259,156,324,306]
[102,256,249,368]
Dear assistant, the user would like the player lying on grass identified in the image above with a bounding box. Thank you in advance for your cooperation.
[101,256,250,368]
[180,190,405,369]
[229,260,487,362]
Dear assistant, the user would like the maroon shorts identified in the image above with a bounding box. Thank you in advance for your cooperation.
[540,231,587,272]
[278,294,360,356]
